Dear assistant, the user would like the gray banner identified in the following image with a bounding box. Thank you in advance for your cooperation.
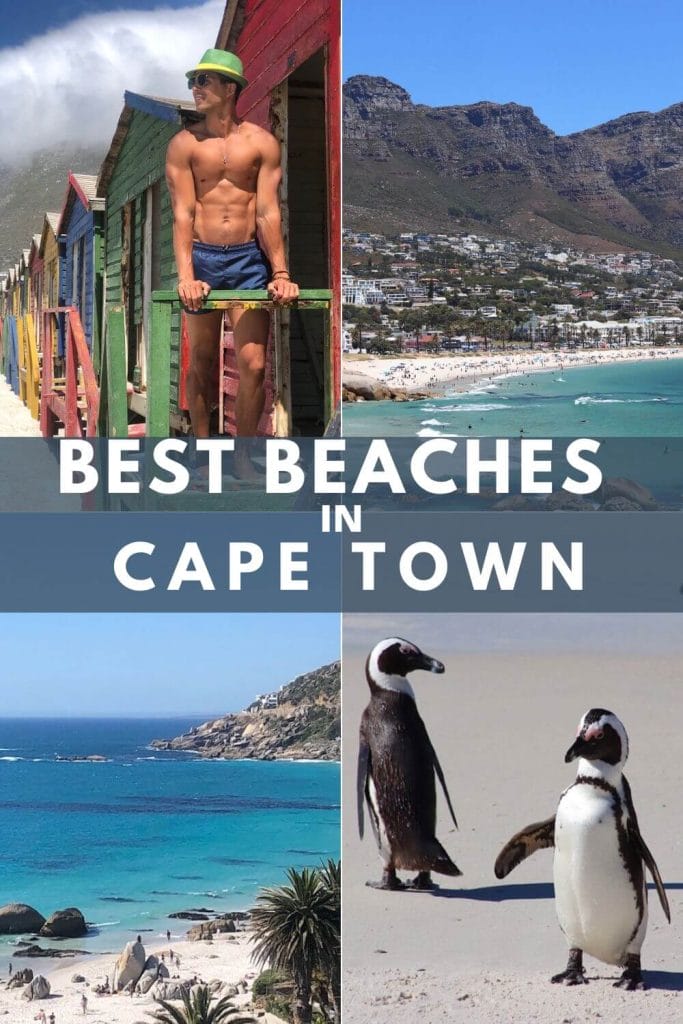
[0,511,679,611]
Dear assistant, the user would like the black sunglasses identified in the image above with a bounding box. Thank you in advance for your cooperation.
[188,72,230,89]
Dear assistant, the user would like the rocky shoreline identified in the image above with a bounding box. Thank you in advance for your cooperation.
[151,661,340,762]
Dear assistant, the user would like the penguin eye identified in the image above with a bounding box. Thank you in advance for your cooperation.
[593,730,604,741]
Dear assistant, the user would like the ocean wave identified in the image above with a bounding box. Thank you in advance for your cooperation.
[444,402,512,413]
[416,428,461,437]
[90,920,120,927]
[575,395,668,406]
[0,756,22,761]
[420,418,449,426]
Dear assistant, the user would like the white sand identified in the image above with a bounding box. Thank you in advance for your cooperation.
[0,376,41,436]
[344,347,683,395]
[0,931,263,1024]
[343,615,683,1023]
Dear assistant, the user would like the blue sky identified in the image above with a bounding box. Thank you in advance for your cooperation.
[0,0,222,164]
[343,0,683,134]
[0,0,206,47]
[1,614,339,716]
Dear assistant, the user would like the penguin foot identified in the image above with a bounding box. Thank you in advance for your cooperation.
[551,969,588,986]
[366,878,406,891]
[406,872,438,891]
[614,956,646,991]
[366,867,406,891]
[551,949,587,986]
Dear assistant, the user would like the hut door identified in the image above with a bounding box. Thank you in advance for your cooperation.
[141,184,162,393]
[286,49,328,435]
[269,81,292,436]
[120,202,135,380]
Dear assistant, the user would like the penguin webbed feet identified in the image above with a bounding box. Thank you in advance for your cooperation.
[406,871,438,891]
[366,866,407,891]
[551,949,588,986]
[614,955,647,991]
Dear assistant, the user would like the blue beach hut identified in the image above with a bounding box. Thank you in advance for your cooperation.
[58,173,105,364]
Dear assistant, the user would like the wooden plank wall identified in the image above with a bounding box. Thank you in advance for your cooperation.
[63,202,95,348]
[103,110,182,410]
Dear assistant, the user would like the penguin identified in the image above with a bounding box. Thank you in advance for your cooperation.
[357,637,461,891]
[495,708,670,989]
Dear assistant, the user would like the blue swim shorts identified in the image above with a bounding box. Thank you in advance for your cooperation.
[185,239,271,314]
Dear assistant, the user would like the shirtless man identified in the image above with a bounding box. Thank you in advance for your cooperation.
[166,48,298,476]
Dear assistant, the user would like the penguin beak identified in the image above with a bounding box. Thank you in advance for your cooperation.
[564,737,586,763]
[420,654,444,674]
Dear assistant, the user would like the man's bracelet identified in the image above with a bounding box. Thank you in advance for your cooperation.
[271,270,291,279]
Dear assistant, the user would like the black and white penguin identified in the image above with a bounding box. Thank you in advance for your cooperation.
[495,708,670,989]
[357,637,461,891]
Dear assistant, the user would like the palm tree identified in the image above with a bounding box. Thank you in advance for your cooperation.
[251,866,339,1024]
[146,985,250,1024]
[319,860,341,1020]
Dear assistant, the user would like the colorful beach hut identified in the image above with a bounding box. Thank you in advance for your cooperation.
[216,0,341,434]
[98,91,204,434]
[58,173,105,362]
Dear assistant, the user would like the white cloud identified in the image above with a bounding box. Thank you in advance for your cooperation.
[0,0,223,165]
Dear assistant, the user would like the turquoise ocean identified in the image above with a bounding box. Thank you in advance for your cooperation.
[344,358,683,438]
[0,718,339,971]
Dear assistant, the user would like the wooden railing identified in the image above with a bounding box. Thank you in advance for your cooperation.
[40,307,100,437]
[146,289,333,436]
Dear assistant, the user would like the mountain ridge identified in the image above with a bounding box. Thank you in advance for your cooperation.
[343,75,683,258]
[150,660,340,762]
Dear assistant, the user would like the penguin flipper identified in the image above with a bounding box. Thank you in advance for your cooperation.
[623,776,671,922]
[633,827,670,922]
[494,816,555,879]
[357,736,370,839]
[430,741,458,830]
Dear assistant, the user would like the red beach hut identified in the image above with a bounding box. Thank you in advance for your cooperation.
[210,0,341,436]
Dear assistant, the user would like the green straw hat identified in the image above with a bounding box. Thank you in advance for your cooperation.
[186,49,248,89]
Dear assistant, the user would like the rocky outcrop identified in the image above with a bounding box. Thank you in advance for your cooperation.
[343,76,683,256]
[54,754,108,762]
[7,968,33,989]
[598,477,658,510]
[0,904,45,935]
[14,943,89,959]
[343,383,430,402]
[186,915,239,941]
[40,907,87,938]
[112,938,146,992]
[137,956,169,994]
[152,662,340,761]
[21,975,50,1001]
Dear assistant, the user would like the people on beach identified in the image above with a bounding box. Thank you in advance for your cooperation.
[48,1013,55,1024]
[36,1011,47,1024]
[81,992,88,1014]
[166,47,299,477]
[7,962,11,977]
[166,929,171,942]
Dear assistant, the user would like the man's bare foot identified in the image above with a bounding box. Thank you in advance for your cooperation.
[233,448,262,481]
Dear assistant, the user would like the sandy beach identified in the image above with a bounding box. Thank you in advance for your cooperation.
[344,347,683,396]
[0,375,41,436]
[343,614,683,1023]
[0,929,277,1024]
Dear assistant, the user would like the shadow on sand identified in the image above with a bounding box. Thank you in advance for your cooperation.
[429,882,554,901]
[428,879,683,902]
[639,971,683,992]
